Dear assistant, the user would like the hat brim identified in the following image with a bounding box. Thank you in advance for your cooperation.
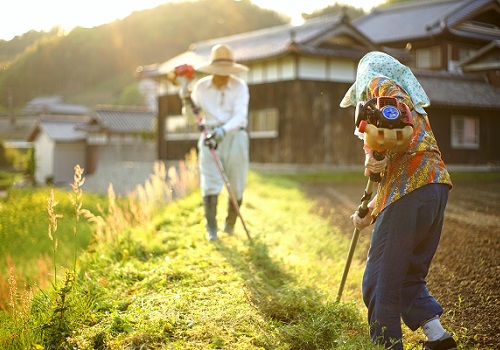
[195,62,249,76]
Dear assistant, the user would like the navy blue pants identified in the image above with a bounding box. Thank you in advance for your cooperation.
[362,184,449,349]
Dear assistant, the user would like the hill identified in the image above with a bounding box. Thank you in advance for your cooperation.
[0,0,288,112]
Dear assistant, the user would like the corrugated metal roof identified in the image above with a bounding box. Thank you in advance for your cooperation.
[415,70,500,109]
[354,0,497,44]
[94,108,155,133]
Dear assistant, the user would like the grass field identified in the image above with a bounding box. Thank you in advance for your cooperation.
[2,165,495,349]
[0,166,383,349]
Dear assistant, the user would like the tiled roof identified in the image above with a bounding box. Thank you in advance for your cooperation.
[32,120,87,142]
[354,0,498,44]
[94,107,155,133]
[415,70,500,109]
[22,95,90,116]
[189,13,347,61]
[153,12,374,76]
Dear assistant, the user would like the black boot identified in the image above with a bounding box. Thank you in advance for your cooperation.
[224,198,242,235]
[203,195,218,241]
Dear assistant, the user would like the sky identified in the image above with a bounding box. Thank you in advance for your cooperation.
[0,0,386,41]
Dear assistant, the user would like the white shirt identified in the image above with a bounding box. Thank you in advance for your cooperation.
[191,75,249,133]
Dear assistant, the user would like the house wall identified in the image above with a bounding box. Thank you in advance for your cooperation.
[53,142,86,185]
[161,56,357,94]
[427,106,500,165]
[242,56,356,84]
[158,79,365,165]
[88,133,156,164]
[33,130,55,184]
[158,82,500,166]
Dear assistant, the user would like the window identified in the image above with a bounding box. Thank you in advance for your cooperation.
[248,108,279,138]
[451,116,479,149]
[458,47,476,61]
[415,46,442,69]
[165,108,280,140]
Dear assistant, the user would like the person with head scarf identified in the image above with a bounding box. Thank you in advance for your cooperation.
[340,52,455,350]
[183,44,249,241]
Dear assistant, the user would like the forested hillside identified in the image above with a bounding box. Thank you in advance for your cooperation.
[0,0,288,111]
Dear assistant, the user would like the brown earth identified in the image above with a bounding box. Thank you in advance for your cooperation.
[302,178,500,349]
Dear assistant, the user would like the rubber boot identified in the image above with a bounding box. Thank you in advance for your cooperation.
[203,195,218,241]
[224,198,242,235]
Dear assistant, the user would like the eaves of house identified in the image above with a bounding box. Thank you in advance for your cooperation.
[458,39,500,70]
[415,70,500,109]
[93,107,155,134]
[354,0,500,45]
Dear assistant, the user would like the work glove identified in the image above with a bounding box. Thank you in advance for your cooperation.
[364,149,387,177]
[178,87,191,101]
[204,126,225,149]
[350,208,373,230]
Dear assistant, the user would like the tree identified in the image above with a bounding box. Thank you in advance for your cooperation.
[302,3,366,20]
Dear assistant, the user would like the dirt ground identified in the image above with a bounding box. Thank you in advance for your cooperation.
[303,178,500,349]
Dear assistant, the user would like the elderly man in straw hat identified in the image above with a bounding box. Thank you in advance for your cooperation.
[184,44,249,241]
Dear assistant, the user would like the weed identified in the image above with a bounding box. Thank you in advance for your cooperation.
[47,189,63,286]
[68,164,85,275]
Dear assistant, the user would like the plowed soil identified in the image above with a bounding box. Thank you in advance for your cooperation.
[303,178,499,349]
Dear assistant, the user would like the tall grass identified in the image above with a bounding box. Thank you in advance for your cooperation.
[0,153,200,349]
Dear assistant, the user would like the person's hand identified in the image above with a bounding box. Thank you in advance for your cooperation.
[350,209,373,230]
[204,127,225,149]
[211,126,225,142]
[204,137,217,149]
[178,87,191,101]
[364,149,387,177]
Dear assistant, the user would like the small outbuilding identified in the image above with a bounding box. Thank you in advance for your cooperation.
[27,115,89,185]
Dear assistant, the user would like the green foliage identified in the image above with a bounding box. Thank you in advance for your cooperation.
[303,3,366,20]
[0,170,22,189]
[382,0,418,5]
[0,142,34,179]
[24,147,35,178]
[0,141,6,166]
[0,187,103,279]
[117,83,145,106]
[0,27,62,65]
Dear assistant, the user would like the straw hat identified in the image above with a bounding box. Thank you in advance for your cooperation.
[195,44,249,76]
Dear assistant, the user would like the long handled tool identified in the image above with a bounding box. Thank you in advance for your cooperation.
[336,170,380,302]
[168,64,251,241]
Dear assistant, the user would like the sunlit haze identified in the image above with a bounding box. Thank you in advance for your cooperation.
[0,0,386,41]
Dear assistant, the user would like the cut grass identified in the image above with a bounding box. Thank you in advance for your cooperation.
[18,170,379,349]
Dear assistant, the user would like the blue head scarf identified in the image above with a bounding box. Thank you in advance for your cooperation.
[340,51,430,114]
